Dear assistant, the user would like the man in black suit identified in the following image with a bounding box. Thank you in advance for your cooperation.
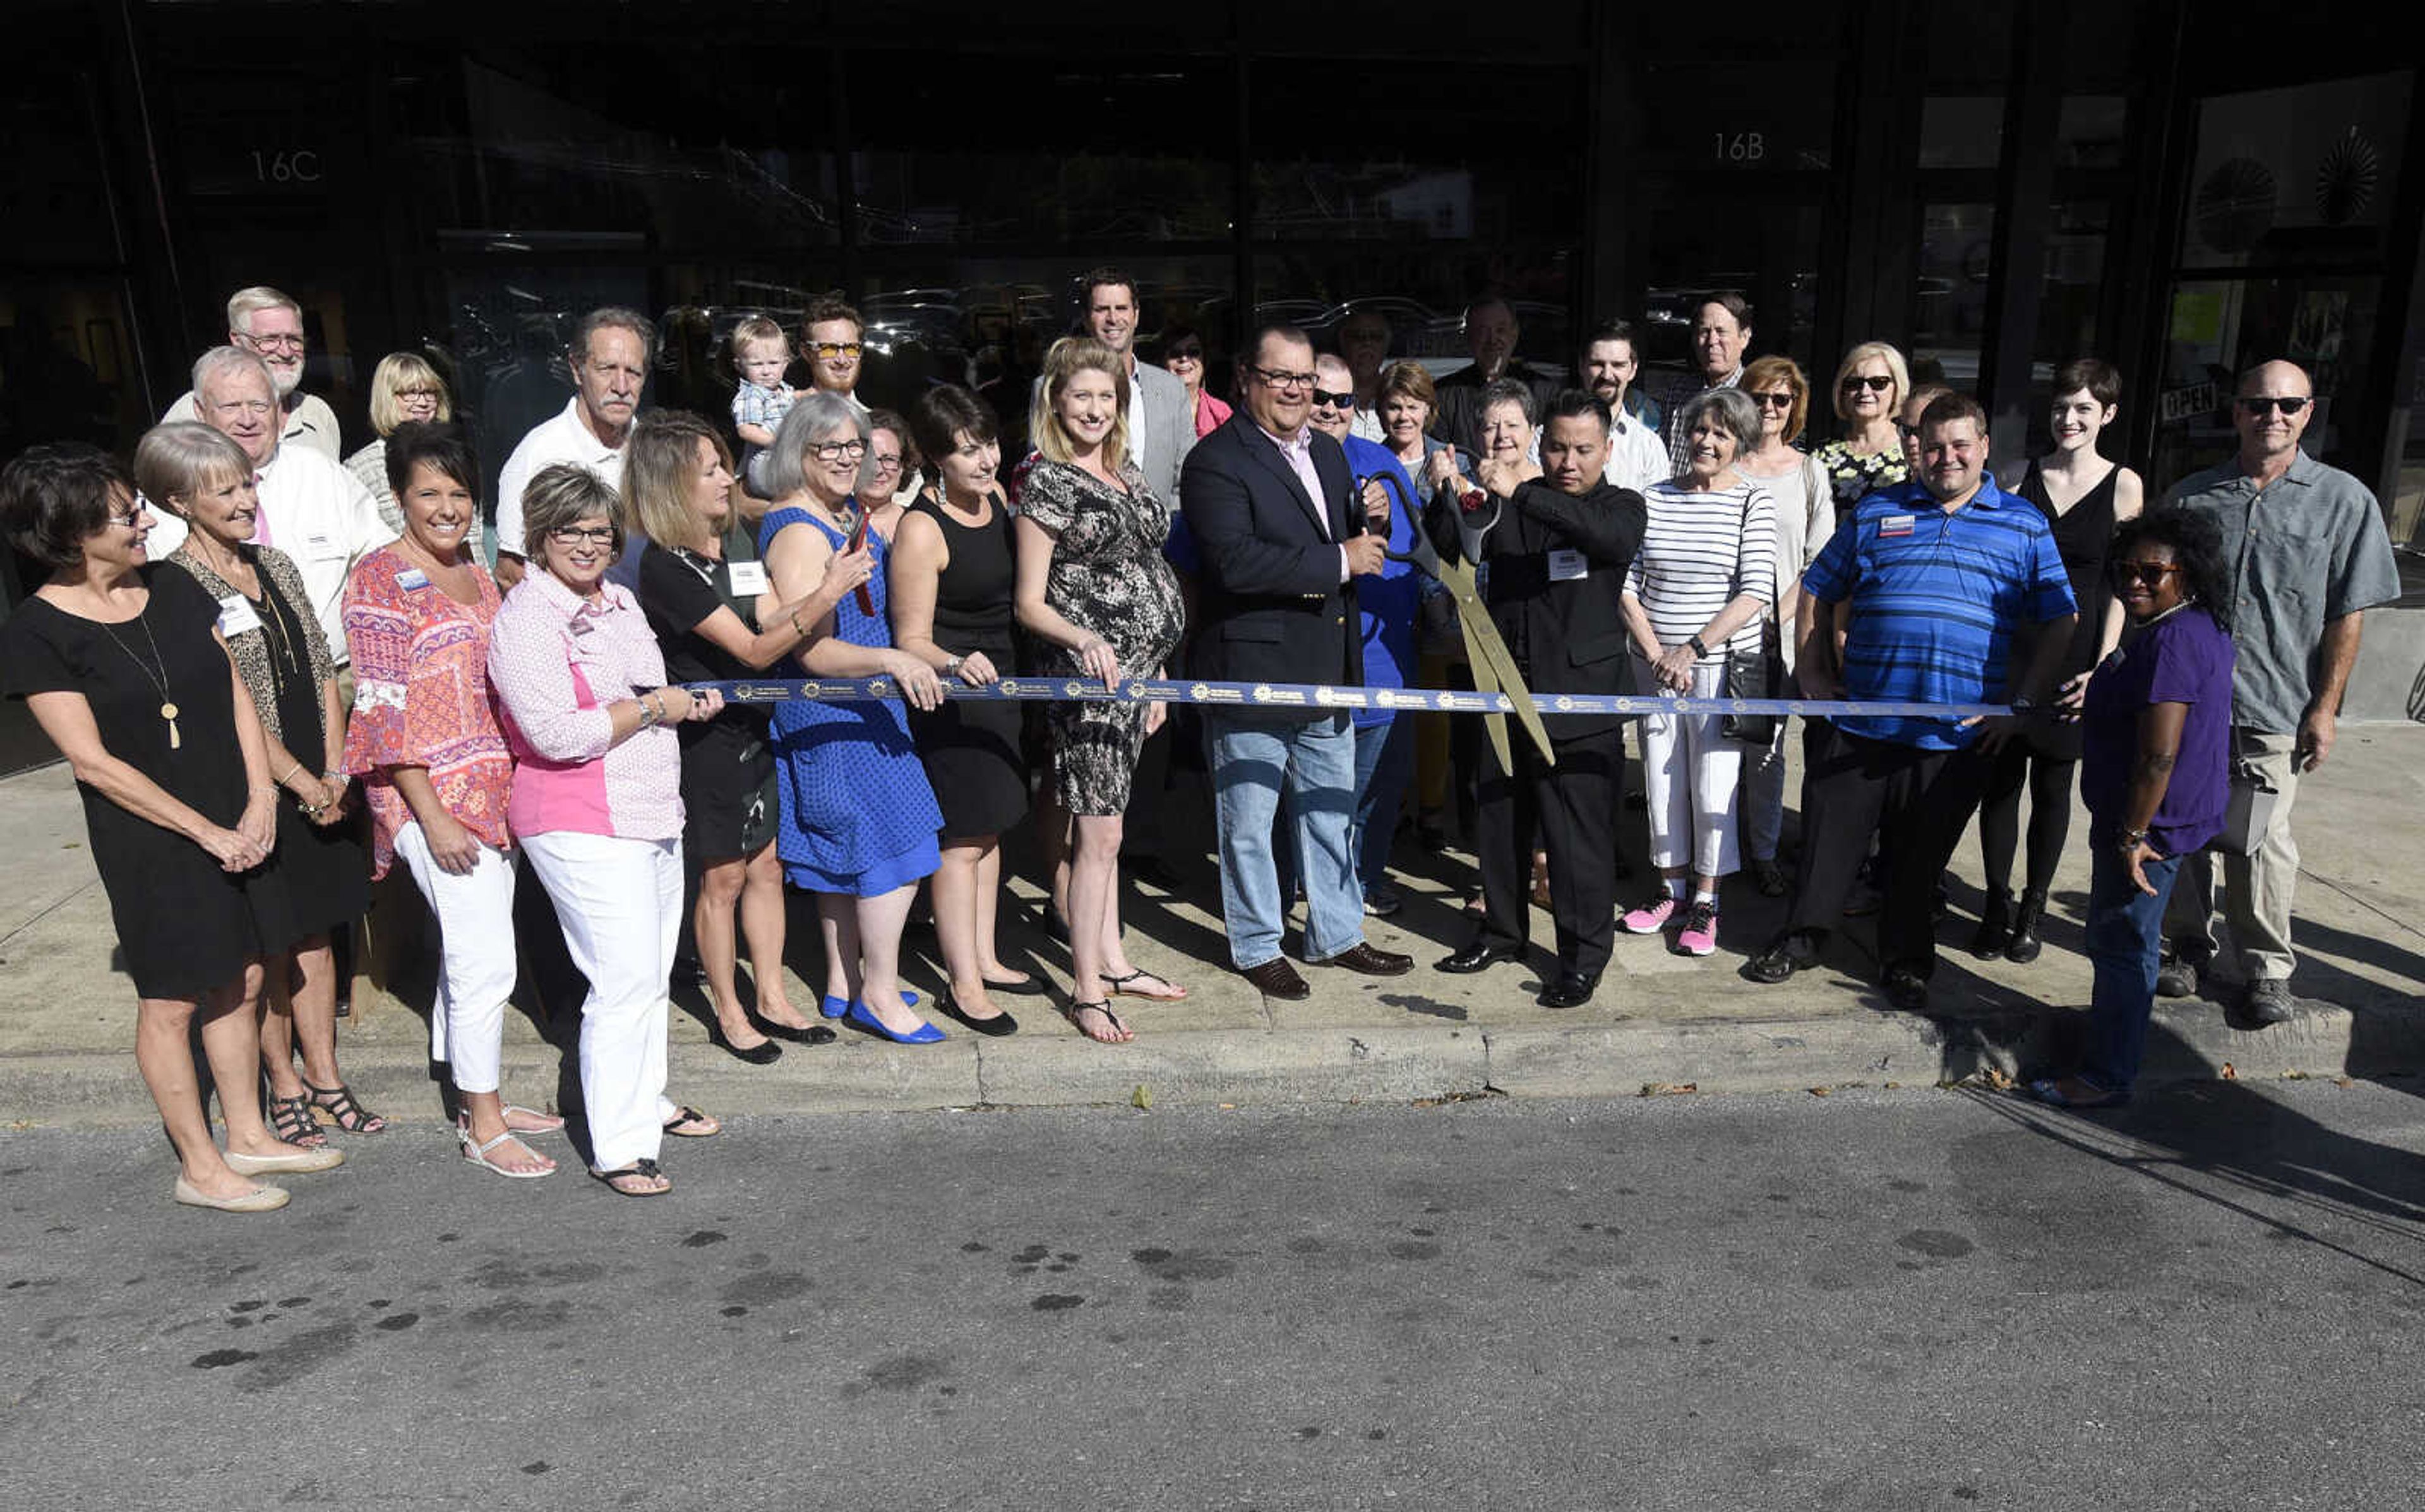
[1430,386,1648,1007]
[1179,324,1415,1000]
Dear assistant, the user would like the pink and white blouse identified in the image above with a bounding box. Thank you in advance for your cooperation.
[485,568,683,843]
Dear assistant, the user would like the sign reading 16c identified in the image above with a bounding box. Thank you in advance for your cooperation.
[251,149,323,184]
[1713,133,1766,164]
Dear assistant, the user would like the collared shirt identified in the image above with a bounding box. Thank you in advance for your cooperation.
[164,389,343,462]
[2164,449,2402,734]
[1802,474,2077,749]
[486,568,683,843]
[494,397,631,560]
[1123,355,1153,486]
[1665,369,1744,473]
[1349,406,1384,444]
[1604,409,1673,494]
[731,380,796,432]
[1258,421,1352,585]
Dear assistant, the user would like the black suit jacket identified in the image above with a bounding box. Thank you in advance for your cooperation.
[1425,475,1646,739]
[1178,414,1365,715]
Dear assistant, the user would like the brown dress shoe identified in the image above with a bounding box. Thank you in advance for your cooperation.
[1241,957,1312,1000]
[1315,943,1415,977]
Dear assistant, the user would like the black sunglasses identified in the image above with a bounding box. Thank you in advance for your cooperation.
[2237,395,2311,417]
[2111,561,2184,588]
[1840,374,1895,393]
[1166,345,1203,360]
[1312,388,1356,409]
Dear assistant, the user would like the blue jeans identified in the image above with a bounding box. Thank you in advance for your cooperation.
[1275,714,1415,904]
[2082,845,2184,1093]
[1207,710,1363,970]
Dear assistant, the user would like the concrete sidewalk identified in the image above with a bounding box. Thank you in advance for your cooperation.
[3,725,2421,1128]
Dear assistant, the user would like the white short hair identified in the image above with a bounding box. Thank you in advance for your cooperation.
[225,285,301,333]
[191,344,277,398]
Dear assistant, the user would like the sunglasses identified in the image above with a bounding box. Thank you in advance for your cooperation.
[1165,345,1203,360]
[811,342,863,360]
[1312,389,1356,410]
[1749,391,1795,410]
[2111,561,2184,588]
[2237,395,2311,417]
[1840,374,1895,393]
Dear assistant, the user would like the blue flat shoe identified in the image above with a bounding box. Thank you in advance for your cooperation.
[2025,1076,2130,1110]
[823,991,918,1019]
[843,998,945,1045]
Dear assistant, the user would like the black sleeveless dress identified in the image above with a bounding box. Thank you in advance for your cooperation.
[2013,460,2121,762]
[904,494,1028,838]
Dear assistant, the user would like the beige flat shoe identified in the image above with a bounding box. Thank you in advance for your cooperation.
[174,1176,290,1212]
[225,1144,345,1176]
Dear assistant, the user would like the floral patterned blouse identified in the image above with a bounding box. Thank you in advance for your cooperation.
[1809,437,1913,514]
[339,545,513,878]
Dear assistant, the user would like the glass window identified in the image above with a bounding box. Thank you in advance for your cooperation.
[1910,201,1997,392]
[1919,97,2005,170]
[1633,58,1836,174]
[1630,189,1822,411]
[2152,276,2385,487]
[2178,73,2412,270]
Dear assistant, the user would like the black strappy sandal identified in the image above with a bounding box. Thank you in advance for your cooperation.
[301,1079,387,1134]
[265,1091,327,1149]
[1063,999,1132,1045]
[590,1158,670,1196]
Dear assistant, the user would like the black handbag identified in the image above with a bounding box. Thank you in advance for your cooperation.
[1721,645,1782,744]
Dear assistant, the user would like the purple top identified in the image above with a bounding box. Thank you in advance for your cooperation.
[2080,605,2235,858]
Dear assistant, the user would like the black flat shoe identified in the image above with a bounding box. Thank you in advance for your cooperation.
[1537,970,1598,1009]
[938,987,1019,1037]
[709,1024,782,1064]
[750,1013,837,1046]
[1437,942,1523,975]
[982,973,1050,997]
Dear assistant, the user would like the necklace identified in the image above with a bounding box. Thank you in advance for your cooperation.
[100,609,181,749]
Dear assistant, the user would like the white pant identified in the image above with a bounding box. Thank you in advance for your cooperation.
[392,822,519,1095]
[520,830,682,1170]
[1634,655,1744,878]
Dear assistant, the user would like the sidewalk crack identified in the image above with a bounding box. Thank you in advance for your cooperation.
[2297,867,2425,944]
[0,879,98,953]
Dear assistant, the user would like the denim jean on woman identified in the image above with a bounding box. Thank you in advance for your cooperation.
[2082,845,2185,1093]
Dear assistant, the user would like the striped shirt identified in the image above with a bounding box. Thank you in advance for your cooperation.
[1802,476,2076,749]
[1624,479,1777,660]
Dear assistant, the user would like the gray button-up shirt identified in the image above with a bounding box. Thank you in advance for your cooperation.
[2164,449,2400,734]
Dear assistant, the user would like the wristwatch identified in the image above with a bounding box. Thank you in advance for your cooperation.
[2118,828,2148,852]
[1687,634,1709,658]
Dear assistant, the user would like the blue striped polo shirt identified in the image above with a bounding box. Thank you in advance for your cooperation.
[1802,475,2076,749]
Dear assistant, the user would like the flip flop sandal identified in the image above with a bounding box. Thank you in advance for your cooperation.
[590,1158,669,1196]
[662,1105,722,1138]
[1103,968,1187,1002]
[1064,999,1132,1045]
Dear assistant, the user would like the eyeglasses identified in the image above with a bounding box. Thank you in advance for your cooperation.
[1250,366,1316,391]
[1749,391,1795,410]
[239,332,306,352]
[1840,374,1895,393]
[2111,561,2184,588]
[2237,395,2311,417]
[811,342,863,360]
[1312,389,1355,410]
[868,453,904,473]
[107,503,150,530]
[547,525,618,546]
[397,387,441,400]
[808,439,868,461]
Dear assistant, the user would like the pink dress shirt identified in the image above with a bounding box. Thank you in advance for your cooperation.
[486,568,683,843]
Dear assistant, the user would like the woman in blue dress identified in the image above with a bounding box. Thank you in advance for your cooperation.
[760,393,949,1044]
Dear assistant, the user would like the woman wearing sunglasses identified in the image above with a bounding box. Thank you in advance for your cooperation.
[1158,324,1231,440]
[2027,509,2233,1109]
[1810,342,1912,514]
[1971,359,2143,965]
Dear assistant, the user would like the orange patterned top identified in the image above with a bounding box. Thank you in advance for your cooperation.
[338,546,513,878]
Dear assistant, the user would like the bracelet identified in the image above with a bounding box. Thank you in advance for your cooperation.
[275,760,302,786]
[942,654,964,677]
[789,607,810,638]
[638,694,662,729]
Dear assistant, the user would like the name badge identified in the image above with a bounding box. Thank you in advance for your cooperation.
[725,559,770,597]
[217,593,262,637]
[1879,514,1917,539]
[304,530,342,559]
[397,568,429,591]
[1547,548,1590,583]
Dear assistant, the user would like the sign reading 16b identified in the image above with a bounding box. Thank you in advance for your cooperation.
[1713,133,1766,164]
[251,149,323,184]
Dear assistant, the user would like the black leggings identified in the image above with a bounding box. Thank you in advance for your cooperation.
[1977,740,2076,896]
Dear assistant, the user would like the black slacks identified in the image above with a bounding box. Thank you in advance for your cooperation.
[1787,724,1989,976]
[1476,724,1620,978]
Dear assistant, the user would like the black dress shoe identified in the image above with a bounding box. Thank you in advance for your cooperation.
[938,987,1019,1037]
[1242,957,1312,1001]
[708,1025,783,1064]
[750,1013,837,1046]
[1743,931,1823,984]
[1537,970,1598,1009]
[1437,942,1523,975]
[1315,943,1413,976]
[1969,888,2014,959]
[1881,961,1932,1011]
[2004,888,2047,964]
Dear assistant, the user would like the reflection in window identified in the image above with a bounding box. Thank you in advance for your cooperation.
[1911,201,1996,391]
[2153,277,2383,489]
[2178,73,2411,269]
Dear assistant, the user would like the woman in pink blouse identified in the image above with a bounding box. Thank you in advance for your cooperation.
[486,463,724,1198]
[342,424,564,1179]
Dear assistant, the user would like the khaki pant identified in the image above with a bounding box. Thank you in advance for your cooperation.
[2164,728,2300,982]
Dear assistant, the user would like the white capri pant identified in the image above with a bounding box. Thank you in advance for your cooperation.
[392,822,519,1095]
[1633,655,1744,878]
[520,830,685,1171]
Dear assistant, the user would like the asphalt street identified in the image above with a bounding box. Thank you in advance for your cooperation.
[5,1083,2424,1510]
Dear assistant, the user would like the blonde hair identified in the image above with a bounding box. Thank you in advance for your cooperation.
[133,422,251,518]
[368,352,453,435]
[1742,355,1811,445]
[729,314,789,367]
[1029,336,1130,470]
[1830,341,1912,424]
[621,412,730,553]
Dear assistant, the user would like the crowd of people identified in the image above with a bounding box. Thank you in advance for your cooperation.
[0,275,2404,1210]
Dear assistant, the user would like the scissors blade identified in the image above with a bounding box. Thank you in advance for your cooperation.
[1462,631,1516,776]
[1435,556,1556,769]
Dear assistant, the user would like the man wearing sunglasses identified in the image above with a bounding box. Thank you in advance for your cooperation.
[2157,359,2400,1026]
[799,296,870,416]
[162,285,344,461]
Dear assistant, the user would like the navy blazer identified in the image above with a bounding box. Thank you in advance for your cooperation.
[1178,412,1366,709]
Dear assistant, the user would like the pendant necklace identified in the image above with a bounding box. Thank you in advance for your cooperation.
[101,610,181,749]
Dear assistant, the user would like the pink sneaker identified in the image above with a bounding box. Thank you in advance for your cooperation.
[1676,900,1719,957]
[1622,895,1679,934]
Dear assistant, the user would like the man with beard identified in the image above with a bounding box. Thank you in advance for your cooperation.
[1578,323,1669,491]
[162,287,342,460]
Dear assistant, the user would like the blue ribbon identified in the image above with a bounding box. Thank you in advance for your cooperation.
[679,676,2011,721]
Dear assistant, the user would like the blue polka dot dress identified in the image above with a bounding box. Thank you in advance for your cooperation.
[758,503,943,896]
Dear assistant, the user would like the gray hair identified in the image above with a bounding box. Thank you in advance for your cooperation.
[191,343,276,399]
[764,391,871,499]
[519,462,625,564]
[1477,376,1536,433]
[571,306,658,366]
[1677,386,1764,453]
[225,285,301,334]
[132,422,251,518]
